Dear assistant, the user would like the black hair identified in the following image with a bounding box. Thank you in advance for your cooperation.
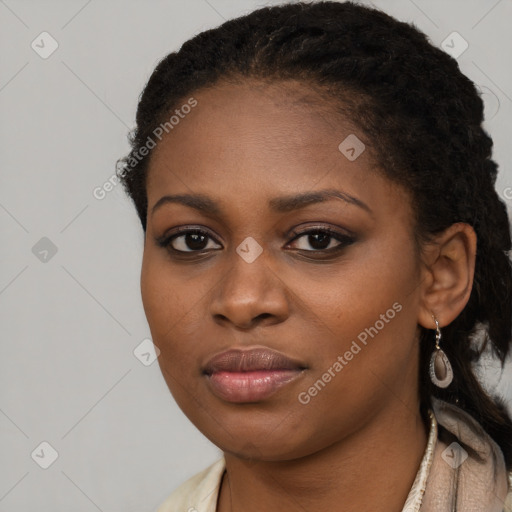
[117,0,512,470]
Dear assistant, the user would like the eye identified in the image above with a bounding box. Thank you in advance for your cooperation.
[156,227,222,253]
[287,226,355,253]
[155,225,355,257]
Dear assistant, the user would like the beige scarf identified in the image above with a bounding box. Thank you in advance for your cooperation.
[420,397,512,511]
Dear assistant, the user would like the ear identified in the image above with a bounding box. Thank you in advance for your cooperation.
[417,222,477,329]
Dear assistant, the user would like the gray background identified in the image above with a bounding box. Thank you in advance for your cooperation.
[1,0,511,511]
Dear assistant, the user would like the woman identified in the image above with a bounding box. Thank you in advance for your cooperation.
[117,1,512,510]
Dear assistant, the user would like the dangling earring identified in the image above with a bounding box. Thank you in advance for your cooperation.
[429,316,453,388]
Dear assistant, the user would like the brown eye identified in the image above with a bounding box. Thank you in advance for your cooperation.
[287,227,355,253]
[157,228,222,253]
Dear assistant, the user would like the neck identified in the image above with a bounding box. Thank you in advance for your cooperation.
[217,402,429,512]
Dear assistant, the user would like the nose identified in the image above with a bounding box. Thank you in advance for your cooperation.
[209,248,290,330]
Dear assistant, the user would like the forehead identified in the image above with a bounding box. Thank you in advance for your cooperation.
[144,79,409,226]
[148,80,377,184]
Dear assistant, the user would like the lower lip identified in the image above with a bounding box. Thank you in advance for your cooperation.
[206,370,303,403]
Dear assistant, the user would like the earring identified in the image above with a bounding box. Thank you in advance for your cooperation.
[429,316,453,388]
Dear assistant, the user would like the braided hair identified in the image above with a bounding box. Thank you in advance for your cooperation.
[117,1,512,470]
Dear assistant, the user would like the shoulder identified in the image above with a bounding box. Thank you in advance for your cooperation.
[427,397,512,511]
[157,458,226,512]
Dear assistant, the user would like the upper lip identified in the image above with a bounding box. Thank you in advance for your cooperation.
[202,347,306,374]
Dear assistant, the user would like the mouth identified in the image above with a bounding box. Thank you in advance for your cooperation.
[202,347,307,403]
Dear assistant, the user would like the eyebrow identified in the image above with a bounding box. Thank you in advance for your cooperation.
[151,188,372,216]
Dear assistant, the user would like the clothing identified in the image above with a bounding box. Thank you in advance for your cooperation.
[157,397,512,512]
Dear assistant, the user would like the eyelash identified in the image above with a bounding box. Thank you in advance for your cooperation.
[156,225,356,257]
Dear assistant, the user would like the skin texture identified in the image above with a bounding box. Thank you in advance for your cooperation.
[140,79,477,511]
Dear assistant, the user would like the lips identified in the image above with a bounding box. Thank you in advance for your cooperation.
[203,348,306,403]
[203,348,304,374]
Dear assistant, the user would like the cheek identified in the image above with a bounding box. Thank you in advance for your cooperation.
[140,251,194,352]
[140,248,218,376]
[140,252,208,410]
[288,248,420,440]
[307,237,417,337]
[296,233,421,386]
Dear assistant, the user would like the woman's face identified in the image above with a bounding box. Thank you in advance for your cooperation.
[141,80,425,460]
